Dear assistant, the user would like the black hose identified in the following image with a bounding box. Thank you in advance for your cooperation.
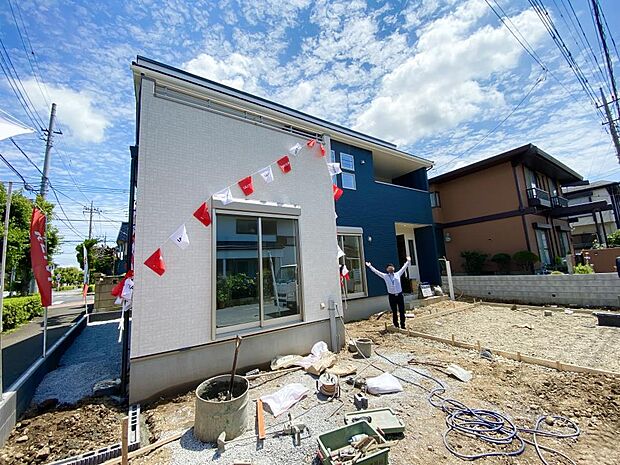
[375,351,579,464]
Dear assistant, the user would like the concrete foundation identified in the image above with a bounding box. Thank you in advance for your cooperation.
[443,273,620,308]
[129,318,343,403]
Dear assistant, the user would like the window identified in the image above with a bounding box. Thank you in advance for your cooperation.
[340,153,355,171]
[535,229,552,266]
[430,191,440,208]
[338,233,367,298]
[342,172,356,190]
[558,230,571,257]
[216,213,301,330]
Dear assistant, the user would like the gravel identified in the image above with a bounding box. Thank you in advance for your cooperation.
[33,320,122,405]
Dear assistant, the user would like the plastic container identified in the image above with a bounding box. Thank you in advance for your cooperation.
[317,420,388,465]
[594,312,620,327]
[356,338,373,358]
[194,375,249,442]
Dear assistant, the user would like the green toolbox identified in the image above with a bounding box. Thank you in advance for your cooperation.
[317,420,389,465]
[344,408,405,436]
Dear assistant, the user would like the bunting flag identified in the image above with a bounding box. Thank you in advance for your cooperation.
[327,163,342,176]
[259,165,274,183]
[289,143,302,157]
[214,187,234,205]
[320,144,326,157]
[193,202,212,227]
[30,208,52,307]
[170,224,190,249]
[277,155,292,174]
[340,264,350,284]
[112,270,134,298]
[306,139,316,148]
[144,248,166,276]
[333,184,344,201]
[238,176,254,196]
[337,245,345,259]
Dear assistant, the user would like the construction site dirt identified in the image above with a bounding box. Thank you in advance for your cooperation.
[1,300,619,464]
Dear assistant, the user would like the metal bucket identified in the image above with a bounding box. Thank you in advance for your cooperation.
[356,338,373,358]
[194,375,249,443]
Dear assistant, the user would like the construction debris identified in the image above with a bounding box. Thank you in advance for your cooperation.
[353,393,368,410]
[366,373,403,395]
[445,364,472,383]
[260,383,309,417]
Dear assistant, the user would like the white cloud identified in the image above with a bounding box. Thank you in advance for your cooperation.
[183,53,265,93]
[354,1,547,145]
[23,79,111,143]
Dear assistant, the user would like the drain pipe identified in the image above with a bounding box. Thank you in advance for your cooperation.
[328,299,339,353]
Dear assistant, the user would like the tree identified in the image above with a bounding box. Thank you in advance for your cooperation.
[461,251,487,275]
[55,266,83,286]
[76,239,116,278]
[512,250,539,273]
[607,230,620,247]
[0,185,60,294]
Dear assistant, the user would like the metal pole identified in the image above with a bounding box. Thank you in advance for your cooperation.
[40,103,57,198]
[0,182,13,396]
[600,88,620,164]
[88,201,93,240]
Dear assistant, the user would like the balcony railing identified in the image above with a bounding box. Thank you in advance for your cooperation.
[526,187,551,208]
[551,195,569,208]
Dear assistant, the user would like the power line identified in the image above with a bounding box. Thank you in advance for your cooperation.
[9,137,43,175]
[0,152,34,190]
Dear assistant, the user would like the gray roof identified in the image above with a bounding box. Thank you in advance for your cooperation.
[562,180,619,195]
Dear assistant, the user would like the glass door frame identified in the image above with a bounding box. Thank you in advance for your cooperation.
[212,209,304,337]
[337,232,368,299]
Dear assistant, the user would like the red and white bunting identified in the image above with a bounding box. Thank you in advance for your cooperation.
[327,163,342,176]
[337,245,345,259]
[214,187,234,205]
[277,155,292,174]
[333,184,344,201]
[169,224,190,249]
[259,165,274,183]
[144,248,166,276]
[289,143,302,157]
[193,202,212,227]
[306,139,316,148]
[238,176,254,196]
[320,144,326,157]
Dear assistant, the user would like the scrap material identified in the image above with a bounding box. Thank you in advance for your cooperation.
[257,400,266,440]
[260,383,310,417]
[366,373,403,395]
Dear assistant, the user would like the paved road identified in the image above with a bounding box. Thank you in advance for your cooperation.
[1,290,93,391]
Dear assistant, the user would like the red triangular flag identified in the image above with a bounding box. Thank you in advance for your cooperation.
[320,144,326,157]
[333,184,343,201]
[144,248,166,276]
[238,176,254,196]
[306,139,316,148]
[277,155,292,173]
[193,202,212,227]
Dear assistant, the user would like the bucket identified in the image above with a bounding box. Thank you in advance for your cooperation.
[356,338,373,358]
[194,375,249,443]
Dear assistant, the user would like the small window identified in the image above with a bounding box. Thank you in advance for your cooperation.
[342,172,356,190]
[430,191,440,208]
[340,153,355,171]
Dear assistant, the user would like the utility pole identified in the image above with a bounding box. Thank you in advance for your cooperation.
[40,103,58,198]
[0,181,13,396]
[600,88,620,164]
[83,201,101,240]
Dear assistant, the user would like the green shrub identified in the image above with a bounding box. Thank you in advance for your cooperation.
[217,273,257,307]
[574,263,594,274]
[550,270,564,275]
[2,295,44,332]
[491,253,511,273]
[461,251,488,275]
[607,230,620,247]
[512,250,539,273]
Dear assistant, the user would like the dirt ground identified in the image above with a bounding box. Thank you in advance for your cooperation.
[412,303,620,373]
[2,300,619,465]
[132,301,620,465]
[0,399,124,464]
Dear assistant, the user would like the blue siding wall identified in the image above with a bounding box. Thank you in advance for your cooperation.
[332,140,441,297]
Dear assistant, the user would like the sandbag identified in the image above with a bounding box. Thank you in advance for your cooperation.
[260,383,309,417]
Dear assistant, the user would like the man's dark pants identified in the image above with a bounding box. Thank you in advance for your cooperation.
[388,292,406,329]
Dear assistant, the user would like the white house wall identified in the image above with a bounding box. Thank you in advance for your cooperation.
[132,78,341,359]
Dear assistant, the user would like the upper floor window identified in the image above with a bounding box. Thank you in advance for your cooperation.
[430,191,440,208]
[340,153,355,171]
[342,172,356,190]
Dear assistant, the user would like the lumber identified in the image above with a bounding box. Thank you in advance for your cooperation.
[257,399,266,440]
[121,417,129,465]
[102,431,185,465]
[386,325,620,377]
[480,301,595,316]
[245,366,302,380]
[409,302,479,324]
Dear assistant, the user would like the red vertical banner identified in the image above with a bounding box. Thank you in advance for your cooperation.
[29,208,52,307]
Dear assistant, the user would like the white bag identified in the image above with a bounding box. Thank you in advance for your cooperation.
[260,383,309,417]
[294,341,329,369]
[366,373,403,395]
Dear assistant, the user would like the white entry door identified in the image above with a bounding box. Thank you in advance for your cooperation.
[405,232,420,281]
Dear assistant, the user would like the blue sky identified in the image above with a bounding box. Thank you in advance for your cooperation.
[0,0,618,266]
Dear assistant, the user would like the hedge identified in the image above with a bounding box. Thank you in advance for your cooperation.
[2,295,44,332]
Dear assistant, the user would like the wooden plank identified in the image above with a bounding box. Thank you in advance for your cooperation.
[121,417,128,465]
[102,431,185,465]
[409,302,479,324]
[257,399,266,440]
[385,326,620,377]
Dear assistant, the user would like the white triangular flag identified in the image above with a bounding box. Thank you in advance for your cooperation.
[0,112,33,142]
[337,245,345,259]
[327,163,342,176]
[213,187,234,205]
[169,224,190,250]
[289,143,302,157]
[259,165,274,183]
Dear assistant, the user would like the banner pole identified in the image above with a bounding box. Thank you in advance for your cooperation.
[0,182,13,396]
[42,306,48,358]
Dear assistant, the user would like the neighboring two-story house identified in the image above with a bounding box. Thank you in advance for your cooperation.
[127,56,440,401]
[563,181,619,249]
[429,144,597,273]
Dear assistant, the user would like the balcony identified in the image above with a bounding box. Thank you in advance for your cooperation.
[526,187,551,208]
[551,195,568,208]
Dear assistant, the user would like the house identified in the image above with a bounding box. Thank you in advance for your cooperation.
[428,144,600,273]
[127,57,439,402]
[562,180,619,249]
[115,221,129,275]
